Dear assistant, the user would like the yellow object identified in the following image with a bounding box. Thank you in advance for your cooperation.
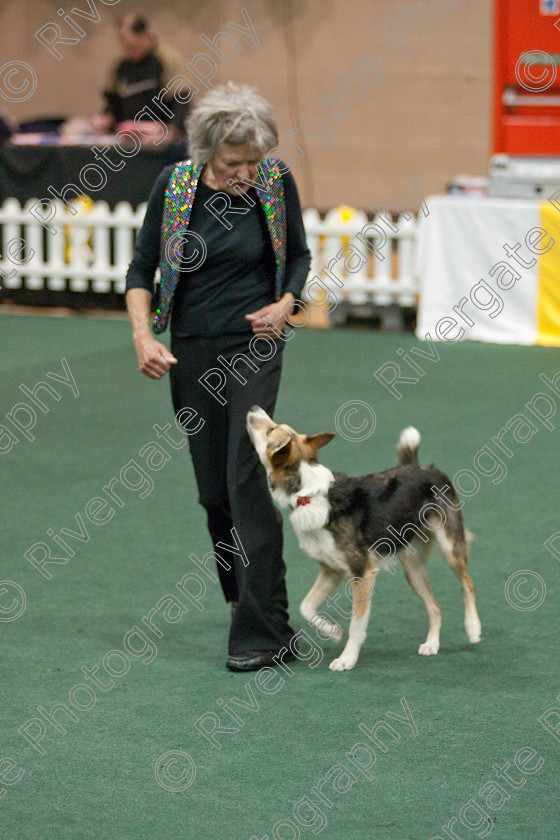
[64,195,94,263]
[537,202,560,346]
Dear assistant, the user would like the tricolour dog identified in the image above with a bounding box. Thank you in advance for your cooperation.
[246,406,481,671]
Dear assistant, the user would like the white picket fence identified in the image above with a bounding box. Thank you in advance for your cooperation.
[0,198,419,306]
[303,206,418,309]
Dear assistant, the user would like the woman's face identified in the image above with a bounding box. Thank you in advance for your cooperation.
[205,143,262,194]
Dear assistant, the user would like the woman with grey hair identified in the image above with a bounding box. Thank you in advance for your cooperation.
[125,83,311,671]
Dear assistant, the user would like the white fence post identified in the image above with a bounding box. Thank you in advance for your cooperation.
[1,198,23,290]
[44,200,67,291]
[90,201,111,293]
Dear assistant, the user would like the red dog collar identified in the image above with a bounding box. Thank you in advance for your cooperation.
[296,496,311,507]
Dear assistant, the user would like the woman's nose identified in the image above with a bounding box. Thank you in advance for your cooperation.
[237,163,251,180]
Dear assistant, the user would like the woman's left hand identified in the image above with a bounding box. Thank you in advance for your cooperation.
[245,293,295,336]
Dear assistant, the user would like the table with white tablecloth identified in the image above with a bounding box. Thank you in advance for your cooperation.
[415,195,560,346]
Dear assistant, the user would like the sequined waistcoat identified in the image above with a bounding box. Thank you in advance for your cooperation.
[153,158,287,334]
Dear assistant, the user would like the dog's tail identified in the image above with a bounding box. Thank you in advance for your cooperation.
[396,426,421,466]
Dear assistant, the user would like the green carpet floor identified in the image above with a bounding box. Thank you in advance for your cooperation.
[1,312,559,840]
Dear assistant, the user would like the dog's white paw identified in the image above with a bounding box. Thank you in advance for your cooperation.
[331,625,344,643]
[329,654,357,671]
[318,620,344,642]
[467,617,481,644]
[418,641,439,656]
[306,614,344,642]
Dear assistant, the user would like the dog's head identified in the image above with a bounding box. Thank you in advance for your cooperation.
[246,406,334,476]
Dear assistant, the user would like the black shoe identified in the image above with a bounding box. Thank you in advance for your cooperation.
[226,649,296,672]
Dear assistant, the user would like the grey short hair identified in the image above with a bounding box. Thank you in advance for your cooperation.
[186,82,279,166]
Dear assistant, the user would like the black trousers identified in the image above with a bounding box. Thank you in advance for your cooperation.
[170,332,295,656]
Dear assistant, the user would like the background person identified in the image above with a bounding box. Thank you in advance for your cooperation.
[125,82,311,671]
[91,13,189,136]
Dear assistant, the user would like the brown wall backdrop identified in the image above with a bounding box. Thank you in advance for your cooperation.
[0,0,493,210]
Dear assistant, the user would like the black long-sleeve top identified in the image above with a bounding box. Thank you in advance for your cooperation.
[125,163,311,336]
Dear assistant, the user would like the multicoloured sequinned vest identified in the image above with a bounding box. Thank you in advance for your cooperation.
[153,159,287,334]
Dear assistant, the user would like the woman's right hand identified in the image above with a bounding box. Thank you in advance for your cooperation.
[126,288,177,379]
[133,334,178,379]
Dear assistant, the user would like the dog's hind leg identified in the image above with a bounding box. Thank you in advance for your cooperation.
[399,540,442,655]
[300,565,345,641]
[329,566,377,671]
[435,522,481,645]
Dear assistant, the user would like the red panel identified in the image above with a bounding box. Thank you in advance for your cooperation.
[493,0,560,154]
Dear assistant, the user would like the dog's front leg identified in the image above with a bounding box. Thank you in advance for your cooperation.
[329,567,377,671]
[300,565,345,642]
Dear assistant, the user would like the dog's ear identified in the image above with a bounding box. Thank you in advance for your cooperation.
[269,432,292,465]
[305,432,335,458]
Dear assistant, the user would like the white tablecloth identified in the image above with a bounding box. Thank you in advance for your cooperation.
[415,195,560,345]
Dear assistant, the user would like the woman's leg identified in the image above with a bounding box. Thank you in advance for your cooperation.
[170,335,239,602]
[220,335,295,655]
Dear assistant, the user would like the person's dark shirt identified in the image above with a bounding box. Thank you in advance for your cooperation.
[171,180,275,336]
[126,163,311,335]
[105,53,164,123]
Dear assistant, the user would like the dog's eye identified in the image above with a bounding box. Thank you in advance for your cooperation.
[266,428,272,436]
